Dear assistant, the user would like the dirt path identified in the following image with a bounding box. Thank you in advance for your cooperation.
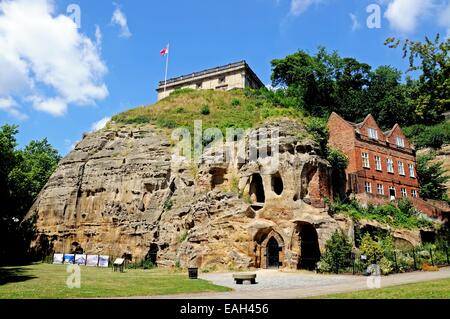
[135,267,450,299]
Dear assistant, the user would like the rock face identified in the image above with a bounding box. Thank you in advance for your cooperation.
[26,118,345,269]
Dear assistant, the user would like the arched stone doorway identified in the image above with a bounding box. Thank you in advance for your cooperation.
[296,222,321,270]
[254,229,284,269]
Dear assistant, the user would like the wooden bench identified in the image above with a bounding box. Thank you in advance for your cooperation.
[233,273,257,285]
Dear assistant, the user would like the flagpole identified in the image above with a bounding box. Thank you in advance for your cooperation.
[164,43,170,97]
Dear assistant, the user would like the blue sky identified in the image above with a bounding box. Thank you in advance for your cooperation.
[1,0,450,155]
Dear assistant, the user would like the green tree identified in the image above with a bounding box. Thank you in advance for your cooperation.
[366,66,415,129]
[0,126,60,264]
[386,34,450,123]
[416,154,449,200]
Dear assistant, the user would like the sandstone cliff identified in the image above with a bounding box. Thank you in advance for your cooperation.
[25,113,349,269]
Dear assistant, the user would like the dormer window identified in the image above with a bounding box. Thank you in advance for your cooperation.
[368,128,378,140]
[396,137,405,148]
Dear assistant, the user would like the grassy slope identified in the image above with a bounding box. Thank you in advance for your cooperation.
[111,89,305,135]
[316,278,450,299]
[0,263,230,299]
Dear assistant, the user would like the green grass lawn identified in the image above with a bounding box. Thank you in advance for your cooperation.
[317,278,450,299]
[0,263,230,299]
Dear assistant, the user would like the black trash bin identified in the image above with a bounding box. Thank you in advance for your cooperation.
[188,267,198,279]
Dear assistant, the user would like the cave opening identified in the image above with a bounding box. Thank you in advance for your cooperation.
[271,172,284,195]
[249,173,265,203]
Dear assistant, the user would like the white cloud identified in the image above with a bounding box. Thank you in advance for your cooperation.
[0,97,28,120]
[384,0,434,33]
[349,13,361,31]
[0,0,108,117]
[95,25,102,47]
[91,116,111,132]
[111,5,132,38]
[289,0,323,16]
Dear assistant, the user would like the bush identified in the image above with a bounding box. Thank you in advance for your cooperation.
[327,148,349,170]
[318,230,352,273]
[316,259,333,273]
[175,107,185,113]
[305,117,329,154]
[128,259,155,269]
[379,256,394,275]
[360,233,383,264]
[163,199,173,211]
[200,104,210,115]
[404,122,450,149]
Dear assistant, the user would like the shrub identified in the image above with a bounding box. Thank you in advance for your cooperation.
[397,198,415,217]
[142,259,155,269]
[163,199,173,211]
[318,230,353,273]
[327,148,349,170]
[305,117,329,154]
[379,256,394,275]
[360,233,383,264]
[404,122,450,149]
[200,104,210,115]
[175,260,181,268]
[316,259,333,273]
[175,107,185,113]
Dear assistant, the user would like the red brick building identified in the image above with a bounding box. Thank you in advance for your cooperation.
[327,112,420,201]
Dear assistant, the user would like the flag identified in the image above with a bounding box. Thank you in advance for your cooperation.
[160,46,169,56]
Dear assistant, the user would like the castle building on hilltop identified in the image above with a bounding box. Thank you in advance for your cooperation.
[328,112,420,201]
[156,60,264,100]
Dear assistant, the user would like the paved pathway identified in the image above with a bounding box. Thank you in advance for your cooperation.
[143,267,450,299]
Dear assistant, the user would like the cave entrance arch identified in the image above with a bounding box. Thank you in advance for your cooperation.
[296,222,321,270]
[146,243,159,266]
[249,173,265,203]
[266,237,280,269]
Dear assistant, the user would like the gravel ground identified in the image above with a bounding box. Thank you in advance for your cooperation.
[199,269,357,291]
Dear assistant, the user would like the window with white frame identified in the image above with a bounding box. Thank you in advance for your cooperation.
[409,164,415,178]
[368,128,378,140]
[411,189,418,198]
[375,156,382,171]
[398,161,405,176]
[396,137,405,148]
[387,158,394,173]
[401,188,407,197]
[377,184,384,195]
[362,152,370,168]
[364,182,372,193]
